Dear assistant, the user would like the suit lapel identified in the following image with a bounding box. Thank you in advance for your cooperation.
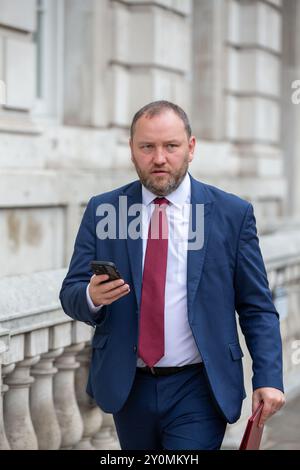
[187,175,214,317]
[122,181,143,308]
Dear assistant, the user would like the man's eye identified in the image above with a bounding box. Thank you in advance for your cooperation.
[141,145,153,150]
[167,144,178,149]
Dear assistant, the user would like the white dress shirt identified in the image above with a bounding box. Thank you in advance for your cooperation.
[87,172,202,366]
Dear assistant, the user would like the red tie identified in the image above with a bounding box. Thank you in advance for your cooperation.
[138,197,169,367]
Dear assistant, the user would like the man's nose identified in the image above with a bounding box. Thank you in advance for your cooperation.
[153,147,167,164]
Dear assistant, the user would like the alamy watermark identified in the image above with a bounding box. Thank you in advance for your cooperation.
[291,339,300,366]
[291,80,300,104]
[95,197,205,251]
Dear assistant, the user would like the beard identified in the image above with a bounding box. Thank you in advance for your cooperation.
[132,154,190,197]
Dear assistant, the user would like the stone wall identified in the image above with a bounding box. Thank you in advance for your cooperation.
[191,0,286,230]
[0,1,295,278]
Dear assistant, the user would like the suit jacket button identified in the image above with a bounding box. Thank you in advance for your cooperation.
[133,345,137,353]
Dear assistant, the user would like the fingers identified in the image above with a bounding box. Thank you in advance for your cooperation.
[90,274,109,285]
[252,396,260,415]
[102,278,126,291]
[252,388,285,428]
[89,274,130,306]
[258,398,285,428]
[259,403,272,428]
[103,282,130,300]
[102,287,130,305]
[91,275,127,293]
[259,403,280,427]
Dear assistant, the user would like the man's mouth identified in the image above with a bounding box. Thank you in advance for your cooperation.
[151,170,169,174]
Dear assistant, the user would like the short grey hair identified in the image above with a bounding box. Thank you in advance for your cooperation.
[130,100,192,139]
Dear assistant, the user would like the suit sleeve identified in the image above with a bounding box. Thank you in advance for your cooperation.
[234,203,284,392]
[59,197,107,327]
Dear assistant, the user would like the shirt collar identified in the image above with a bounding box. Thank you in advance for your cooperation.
[142,172,191,208]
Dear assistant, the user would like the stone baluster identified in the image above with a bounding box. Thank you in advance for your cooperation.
[3,357,40,449]
[53,343,84,449]
[30,348,63,449]
[92,411,120,450]
[0,363,10,450]
[74,344,103,450]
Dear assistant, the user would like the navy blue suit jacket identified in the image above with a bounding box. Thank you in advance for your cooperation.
[60,173,283,423]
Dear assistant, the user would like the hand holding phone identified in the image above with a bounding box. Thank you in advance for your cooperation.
[89,260,130,306]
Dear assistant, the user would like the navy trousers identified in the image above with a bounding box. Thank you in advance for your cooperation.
[113,365,227,450]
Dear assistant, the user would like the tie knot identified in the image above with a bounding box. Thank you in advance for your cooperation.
[153,197,169,206]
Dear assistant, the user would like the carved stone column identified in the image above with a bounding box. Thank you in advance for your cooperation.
[53,343,84,449]
[92,411,120,450]
[4,357,39,449]
[0,363,10,450]
[74,344,103,450]
[30,349,63,449]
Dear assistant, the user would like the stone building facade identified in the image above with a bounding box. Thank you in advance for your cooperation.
[0,0,299,450]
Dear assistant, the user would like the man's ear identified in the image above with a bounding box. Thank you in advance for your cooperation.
[188,136,196,162]
[129,138,133,161]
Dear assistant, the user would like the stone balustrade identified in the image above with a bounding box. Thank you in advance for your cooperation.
[1,227,300,450]
[0,270,120,450]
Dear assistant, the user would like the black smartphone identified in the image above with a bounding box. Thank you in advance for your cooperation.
[90,260,122,282]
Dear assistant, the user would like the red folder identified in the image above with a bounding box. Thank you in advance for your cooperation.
[239,402,264,450]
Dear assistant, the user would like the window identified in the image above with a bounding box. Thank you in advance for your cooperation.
[35,0,45,100]
[32,0,64,120]
[0,80,6,105]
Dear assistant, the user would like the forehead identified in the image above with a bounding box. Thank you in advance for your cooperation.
[133,110,186,140]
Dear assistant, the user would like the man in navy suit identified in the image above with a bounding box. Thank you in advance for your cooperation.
[60,101,285,450]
